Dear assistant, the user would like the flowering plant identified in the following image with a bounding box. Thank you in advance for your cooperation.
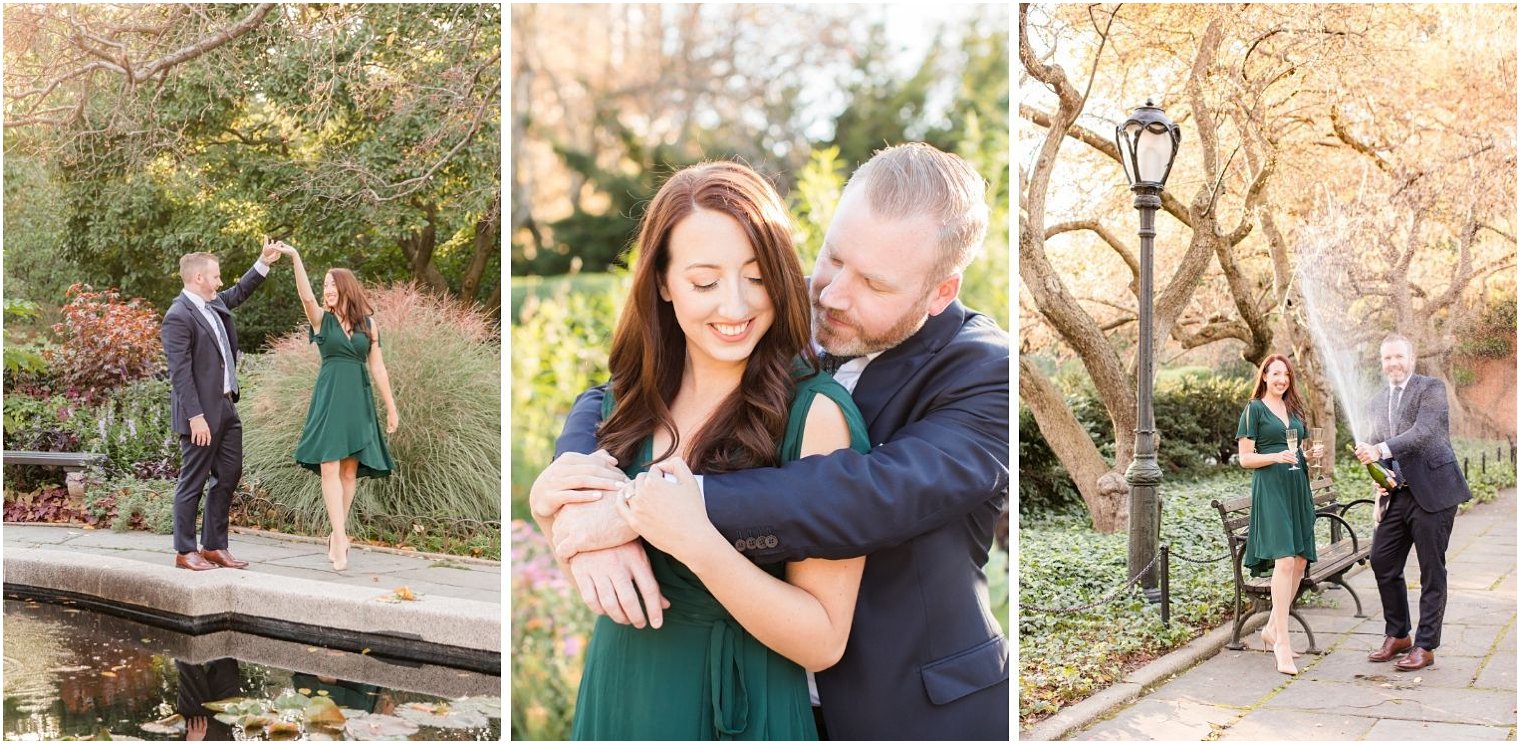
[510,520,595,739]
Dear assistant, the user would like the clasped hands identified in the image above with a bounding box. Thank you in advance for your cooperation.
[530,449,714,629]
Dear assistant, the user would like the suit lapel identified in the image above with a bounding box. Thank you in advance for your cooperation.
[852,302,967,433]
[178,294,216,339]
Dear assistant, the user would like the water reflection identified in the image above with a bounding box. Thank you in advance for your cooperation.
[2,597,500,741]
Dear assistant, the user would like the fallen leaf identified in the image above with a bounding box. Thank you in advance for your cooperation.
[100,671,116,677]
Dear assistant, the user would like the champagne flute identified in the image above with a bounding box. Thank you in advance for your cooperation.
[1285,427,1301,470]
[1310,426,1324,479]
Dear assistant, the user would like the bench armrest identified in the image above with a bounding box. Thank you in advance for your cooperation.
[1314,511,1361,554]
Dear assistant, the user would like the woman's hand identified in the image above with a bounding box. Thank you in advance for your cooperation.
[386,406,399,434]
[616,457,724,565]
[1309,442,1325,462]
[1276,449,1300,465]
[275,241,299,257]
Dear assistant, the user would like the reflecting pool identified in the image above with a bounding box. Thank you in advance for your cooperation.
[2,596,501,741]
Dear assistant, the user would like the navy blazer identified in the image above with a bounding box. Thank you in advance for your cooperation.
[555,300,1011,740]
[161,264,267,436]
[1365,373,1471,513]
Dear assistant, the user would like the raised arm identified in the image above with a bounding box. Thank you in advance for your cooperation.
[275,242,323,328]
[217,239,278,309]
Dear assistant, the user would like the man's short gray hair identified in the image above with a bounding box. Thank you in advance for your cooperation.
[179,252,219,282]
[841,143,989,284]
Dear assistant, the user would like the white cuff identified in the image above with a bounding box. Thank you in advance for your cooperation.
[1378,442,1392,460]
[253,259,270,276]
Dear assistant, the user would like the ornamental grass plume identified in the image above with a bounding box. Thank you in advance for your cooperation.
[241,283,501,533]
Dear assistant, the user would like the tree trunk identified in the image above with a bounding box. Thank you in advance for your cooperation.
[398,201,450,293]
[1020,356,1129,533]
[462,192,501,302]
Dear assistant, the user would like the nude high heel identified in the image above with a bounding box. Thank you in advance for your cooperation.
[1273,640,1299,675]
[1261,624,1302,658]
[332,534,349,572]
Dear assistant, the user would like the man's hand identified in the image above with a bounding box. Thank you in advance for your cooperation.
[260,236,282,264]
[567,541,670,629]
[1353,442,1378,465]
[553,496,639,561]
[529,450,627,522]
[189,415,212,447]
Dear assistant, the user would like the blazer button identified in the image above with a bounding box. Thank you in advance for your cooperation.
[734,538,747,552]
[745,537,759,550]
[764,535,778,548]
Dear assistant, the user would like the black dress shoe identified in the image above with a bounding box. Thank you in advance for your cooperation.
[176,552,219,571]
[1368,635,1413,662]
[1394,647,1435,671]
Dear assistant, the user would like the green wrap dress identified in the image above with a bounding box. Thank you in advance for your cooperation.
[293,311,395,478]
[1236,398,1317,577]
[570,369,871,741]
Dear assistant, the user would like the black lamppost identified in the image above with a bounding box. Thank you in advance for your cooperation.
[1115,100,1181,600]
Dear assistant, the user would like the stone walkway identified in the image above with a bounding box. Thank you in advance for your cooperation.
[2,523,500,603]
[1071,487,1517,741]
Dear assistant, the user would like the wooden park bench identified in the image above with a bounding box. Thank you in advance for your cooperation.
[1211,477,1376,654]
[3,450,108,497]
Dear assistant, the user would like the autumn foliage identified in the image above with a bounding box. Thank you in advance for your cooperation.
[48,285,164,402]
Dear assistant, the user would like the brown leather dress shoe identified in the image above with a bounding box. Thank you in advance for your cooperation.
[199,549,249,569]
[1368,635,1413,662]
[176,552,219,571]
[1394,647,1435,671]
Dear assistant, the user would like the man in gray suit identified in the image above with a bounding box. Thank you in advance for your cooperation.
[161,240,282,570]
[1355,332,1472,671]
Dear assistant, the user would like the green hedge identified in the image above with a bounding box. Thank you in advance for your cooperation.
[1020,374,1252,516]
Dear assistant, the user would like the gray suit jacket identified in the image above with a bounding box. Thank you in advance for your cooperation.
[1366,373,1472,512]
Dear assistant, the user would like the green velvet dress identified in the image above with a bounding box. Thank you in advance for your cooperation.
[1236,398,1317,577]
[570,370,870,741]
[292,311,395,478]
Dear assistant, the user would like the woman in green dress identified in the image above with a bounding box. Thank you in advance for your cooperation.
[1236,353,1323,675]
[272,243,398,571]
[531,162,869,740]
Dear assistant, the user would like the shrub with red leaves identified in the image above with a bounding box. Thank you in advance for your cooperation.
[48,284,165,403]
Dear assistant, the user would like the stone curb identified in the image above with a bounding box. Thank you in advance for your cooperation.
[1023,562,1372,742]
[3,547,500,653]
[2,521,501,566]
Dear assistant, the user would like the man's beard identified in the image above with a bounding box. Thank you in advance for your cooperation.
[811,295,932,357]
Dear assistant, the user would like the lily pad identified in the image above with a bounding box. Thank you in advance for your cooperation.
[138,715,184,735]
[267,720,302,740]
[305,695,347,727]
[450,696,502,719]
[396,701,488,729]
[344,713,420,740]
[273,690,314,712]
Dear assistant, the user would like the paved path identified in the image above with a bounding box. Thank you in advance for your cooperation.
[1071,487,1517,741]
[2,523,500,604]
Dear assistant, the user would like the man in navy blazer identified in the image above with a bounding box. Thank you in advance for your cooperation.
[1355,333,1471,672]
[161,241,281,571]
[533,143,1009,739]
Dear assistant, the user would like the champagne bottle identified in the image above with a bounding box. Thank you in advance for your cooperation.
[1346,443,1395,489]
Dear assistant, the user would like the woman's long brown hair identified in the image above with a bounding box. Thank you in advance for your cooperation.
[597,162,814,474]
[1251,353,1307,423]
[327,268,373,337]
